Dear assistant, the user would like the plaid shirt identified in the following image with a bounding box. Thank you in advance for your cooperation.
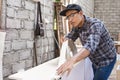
[66,15,117,68]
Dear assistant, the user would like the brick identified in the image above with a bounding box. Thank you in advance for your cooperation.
[7,0,21,7]
[45,23,53,29]
[35,39,42,48]
[29,12,35,21]
[19,50,31,60]
[47,30,53,37]
[41,53,48,63]
[49,51,55,60]
[6,18,21,29]
[25,59,33,68]
[36,56,42,64]
[3,77,9,80]
[24,20,34,30]
[3,64,11,77]
[12,53,20,63]
[20,30,34,40]
[5,29,19,40]
[15,10,29,19]
[36,47,42,56]
[3,52,19,65]
[27,40,34,48]
[25,1,35,11]
[44,7,52,15]
[12,61,25,73]
[4,41,11,53]
[42,38,48,46]
[12,40,26,50]
[7,7,15,17]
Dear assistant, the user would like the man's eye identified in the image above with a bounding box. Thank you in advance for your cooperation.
[71,14,74,17]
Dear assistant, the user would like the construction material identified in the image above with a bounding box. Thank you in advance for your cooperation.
[0,32,6,80]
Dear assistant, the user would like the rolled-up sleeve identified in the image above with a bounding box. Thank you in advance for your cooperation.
[83,23,102,54]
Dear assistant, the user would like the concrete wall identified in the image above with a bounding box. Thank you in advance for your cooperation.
[94,0,120,40]
[71,0,94,17]
[1,0,54,80]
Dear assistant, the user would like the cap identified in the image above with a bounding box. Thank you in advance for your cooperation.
[60,4,82,16]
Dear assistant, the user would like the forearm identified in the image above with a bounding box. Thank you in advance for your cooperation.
[56,47,90,75]
[72,47,90,64]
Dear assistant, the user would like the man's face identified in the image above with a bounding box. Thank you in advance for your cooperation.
[65,10,83,28]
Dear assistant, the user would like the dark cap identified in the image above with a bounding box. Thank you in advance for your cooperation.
[60,4,82,16]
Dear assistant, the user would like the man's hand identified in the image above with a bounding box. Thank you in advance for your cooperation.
[56,58,75,76]
[56,47,90,76]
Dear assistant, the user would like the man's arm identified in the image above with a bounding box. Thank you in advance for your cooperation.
[57,47,90,76]
[72,47,90,64]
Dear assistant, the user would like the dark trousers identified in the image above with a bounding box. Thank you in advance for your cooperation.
[92,56,116,80]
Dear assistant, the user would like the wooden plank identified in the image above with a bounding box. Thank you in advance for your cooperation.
[0,0,2,28]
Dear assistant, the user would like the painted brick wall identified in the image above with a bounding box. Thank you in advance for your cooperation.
[61,0,94,17]
[71,0,94,17]
[94,0,120,40]
[1,0,54,80]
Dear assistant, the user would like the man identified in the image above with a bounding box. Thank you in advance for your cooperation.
[57,4,117,80]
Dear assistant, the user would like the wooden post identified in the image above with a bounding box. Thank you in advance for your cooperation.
[0,0,2,28]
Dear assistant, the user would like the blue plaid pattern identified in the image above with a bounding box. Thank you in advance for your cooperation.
[66,15,117,68]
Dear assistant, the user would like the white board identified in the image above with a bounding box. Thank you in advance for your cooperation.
[58,40,94,80]
[0,32,6,80]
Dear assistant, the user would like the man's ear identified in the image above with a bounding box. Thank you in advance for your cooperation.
[79,11,83,15]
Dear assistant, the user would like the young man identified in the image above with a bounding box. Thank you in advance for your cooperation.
[57,4,117,80]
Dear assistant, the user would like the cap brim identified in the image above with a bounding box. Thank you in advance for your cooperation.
[60,9,74,16]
